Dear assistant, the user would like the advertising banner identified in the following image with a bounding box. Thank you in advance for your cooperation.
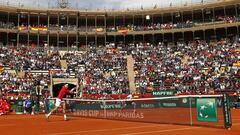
[197,98,218,122]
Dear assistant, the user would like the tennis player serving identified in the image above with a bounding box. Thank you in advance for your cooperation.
[45,84,76,121]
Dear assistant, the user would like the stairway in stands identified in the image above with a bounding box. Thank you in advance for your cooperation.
[17,71,24,78]
[182,55,191,65]
[60,60,68,70]
[126,55,136,93]
[58,51,67,70]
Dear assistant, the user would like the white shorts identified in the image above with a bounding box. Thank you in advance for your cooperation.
[55,98,63,107]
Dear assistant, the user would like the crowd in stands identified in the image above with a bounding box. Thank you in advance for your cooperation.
[0,71,48,94]
[131,38,240,94]
[63,46,129,94]
[0,15,238,32]
[0,46,61,71]
[106,20,194,32]
[0,46,56,102]
[215,16,237,23]
[0,36,239,98]
[106,15,237,32]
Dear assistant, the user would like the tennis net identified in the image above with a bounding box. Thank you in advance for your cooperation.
[47,94,231,128]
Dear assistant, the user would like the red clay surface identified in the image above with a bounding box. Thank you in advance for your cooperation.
[0,109,239,135]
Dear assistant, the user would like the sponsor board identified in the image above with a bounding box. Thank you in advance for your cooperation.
[100,104,122,109]
[72,110,144,119]
[162,102,177,107]
[152,91,176,97]
[197,98,218,122]
[140,103,156,108]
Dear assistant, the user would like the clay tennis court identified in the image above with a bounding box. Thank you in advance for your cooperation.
[0,109,239,135]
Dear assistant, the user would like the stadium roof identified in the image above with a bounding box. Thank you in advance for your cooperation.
[0,0,218,10]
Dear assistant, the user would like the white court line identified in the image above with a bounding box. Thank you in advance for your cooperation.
[232,118,240,121]
[233,123,240,126]
[0,124,15,127]
[44,124,169,135]
[0,117,36,120]
[121,127,201,135]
